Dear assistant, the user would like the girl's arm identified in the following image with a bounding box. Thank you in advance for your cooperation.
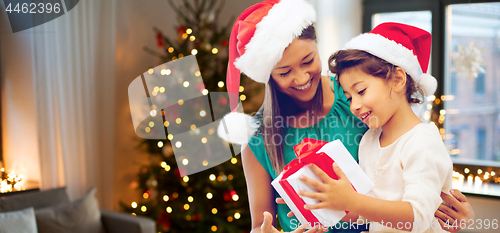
[299,163,414,231]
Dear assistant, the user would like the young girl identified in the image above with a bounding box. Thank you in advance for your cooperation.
[296,23,453,232]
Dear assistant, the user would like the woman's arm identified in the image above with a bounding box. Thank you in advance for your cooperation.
[435,189,475,232]
[242,145,326,233]
[241,145,277,232]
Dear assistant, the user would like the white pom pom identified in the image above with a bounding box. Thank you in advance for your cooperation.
[217,112,260,145]
[418,73,437,96]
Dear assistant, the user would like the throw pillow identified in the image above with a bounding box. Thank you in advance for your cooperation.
[35,187,105,233]
[0,207,38,233]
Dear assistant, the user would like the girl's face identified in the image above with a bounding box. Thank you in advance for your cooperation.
[339,68,397,129]
[270,39,322,105]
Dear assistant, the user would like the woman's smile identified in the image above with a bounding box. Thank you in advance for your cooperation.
[292,77,313,91]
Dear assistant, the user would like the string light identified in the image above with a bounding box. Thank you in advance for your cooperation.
[131,213,136,216]
[240,94,247,101]
[195,71,201,76]
[187,196,194,202]
[206,193,213,199]
[166,207,172,213]
[184,204,190,210]
[218,81,224,88]
[163,195,169,202]
[161,69,171,75]
[168,47,174,53]
[176,118,182,124]
[228,174,233,180]
[191,124,197,130]
[168,134,173,140]
[190,36,196,41]
[160,87,165,93]
[228,216,233,222]
[465,168,470,174]
[148,68,154,74]
[212,208,217,214]
[211,226,217,232]
[182,33,188,39]
[150,110,157,117]
[200,110,207,117]
[149,121,154,127]
[183,176,189,182]
[191,49,198,55]
[165,165,171,171]
[164,121,170,127]
[143,192,149,199]
[203,160,209,166]
[478,169,483,175]
[145,127,151,133]
[186,28,192,34]
[175,141,182,148]
[183,81,190,87]
[178,99,184,105]
[201,137,208,144]
[239,86,244,92]
[234,213,241,219]
[212,48,218,54]
[232,194,239,201]
[179,54,184,58]
[202,89,208,95]
[141,206,147,212]
[182,159,189,165]
[131,202,137,208]
[158,141,164,148]
[161,161,167,168]
[231,158,237,164]
[209,174,216,181]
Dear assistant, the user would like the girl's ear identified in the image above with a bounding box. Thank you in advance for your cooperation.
[392,67,407,93]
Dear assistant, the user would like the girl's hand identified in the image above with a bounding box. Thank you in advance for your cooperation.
[298,163,357,211]
[434,189,475,232]
[260,211,328,233]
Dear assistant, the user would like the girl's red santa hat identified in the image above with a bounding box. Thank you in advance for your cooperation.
[217,0,316,145]
[340,22,437,97]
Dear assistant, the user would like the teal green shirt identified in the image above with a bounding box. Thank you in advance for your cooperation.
[248,77,368,232]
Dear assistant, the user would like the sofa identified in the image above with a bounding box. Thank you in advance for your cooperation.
[0,187,155,233]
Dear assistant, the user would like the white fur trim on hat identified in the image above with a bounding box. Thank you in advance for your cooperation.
[234,0,316,83]
[418,73,437,96]
[218,112,260,145]
[341,33,437,96]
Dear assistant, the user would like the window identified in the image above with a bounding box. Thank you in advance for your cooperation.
[364,0,500,197]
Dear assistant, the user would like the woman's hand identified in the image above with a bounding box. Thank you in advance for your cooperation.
[260,211,328,233]
[298,163,357,211]
[434,189,475,232]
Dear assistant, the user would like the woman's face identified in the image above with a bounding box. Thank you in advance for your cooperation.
[270,39,322,104]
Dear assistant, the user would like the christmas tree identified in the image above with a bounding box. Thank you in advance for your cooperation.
[121,0,260,232]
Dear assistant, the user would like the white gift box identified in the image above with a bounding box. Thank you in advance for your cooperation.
[271,139,374,228]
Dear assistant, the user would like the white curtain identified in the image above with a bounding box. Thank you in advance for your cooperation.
[31,0,116,208]
[312,0,362,75]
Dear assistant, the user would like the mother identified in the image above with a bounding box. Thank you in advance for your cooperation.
[217,0,473,232]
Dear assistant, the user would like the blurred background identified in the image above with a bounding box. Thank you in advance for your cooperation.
[1,0,499,232]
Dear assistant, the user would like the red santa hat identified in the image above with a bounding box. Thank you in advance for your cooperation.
[341,22,437,96]
[218,0,316,145]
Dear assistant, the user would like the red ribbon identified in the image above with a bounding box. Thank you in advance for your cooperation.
[279,138,347,225]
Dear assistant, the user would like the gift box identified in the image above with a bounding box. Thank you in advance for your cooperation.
[271,138,374,228]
